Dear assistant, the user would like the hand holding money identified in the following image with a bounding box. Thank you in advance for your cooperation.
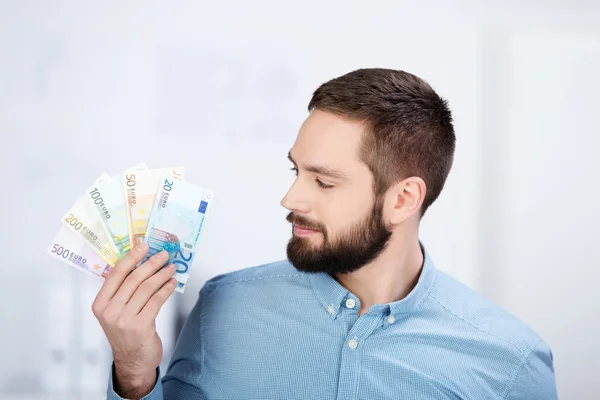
[47,166,213,398]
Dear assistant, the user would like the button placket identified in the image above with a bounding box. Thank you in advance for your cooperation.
[336,313,382,400]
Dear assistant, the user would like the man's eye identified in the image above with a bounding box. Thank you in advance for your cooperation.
[316,179,334,189]
[289,168,333,189]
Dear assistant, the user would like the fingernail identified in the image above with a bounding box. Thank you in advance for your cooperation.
[160,250,169,259]
[137,243,148,251]
[167,264,176,271]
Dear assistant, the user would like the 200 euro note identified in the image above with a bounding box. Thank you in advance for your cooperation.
[143,177,213,293]
[62,173,119,266]
[47,226,113,280]
[86,163,147,259]
[124,167,184,249]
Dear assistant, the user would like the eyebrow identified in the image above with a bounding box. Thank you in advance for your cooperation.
[288,151,348,180]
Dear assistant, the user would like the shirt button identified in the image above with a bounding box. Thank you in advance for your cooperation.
[387,315,396,324]
[327,304,335,315]
[348,338,358,350]
[345,299,356,309]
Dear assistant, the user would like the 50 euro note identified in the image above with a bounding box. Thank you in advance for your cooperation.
[142,177,213,293]
[48,225,112,280]
[86,163,147,259]
[124,167,184,248]
[61,173,119,266]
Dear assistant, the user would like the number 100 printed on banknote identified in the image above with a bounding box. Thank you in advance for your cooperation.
[142,177,213,293]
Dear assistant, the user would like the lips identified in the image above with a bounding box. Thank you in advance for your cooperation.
[294,224,317,231]
[293,224,321,236]
[287,213,323,236]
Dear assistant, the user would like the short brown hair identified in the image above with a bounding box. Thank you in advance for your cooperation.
[308,68,455,217]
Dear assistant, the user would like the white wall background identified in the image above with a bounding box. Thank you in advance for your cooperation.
[0,1,599,399]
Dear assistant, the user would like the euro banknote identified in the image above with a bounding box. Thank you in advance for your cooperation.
[86,163,147,259]
[142,177,213,293]
[62,173,119,266]
[48,225,112,280]
[124,167,184,248]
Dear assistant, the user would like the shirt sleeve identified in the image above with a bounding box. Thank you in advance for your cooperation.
[504,339,557,400]
[106,288,208,400]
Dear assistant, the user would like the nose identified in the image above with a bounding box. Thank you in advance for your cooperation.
[280,180,311,214]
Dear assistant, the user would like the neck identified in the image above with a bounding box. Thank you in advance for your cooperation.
[333,232,424,317]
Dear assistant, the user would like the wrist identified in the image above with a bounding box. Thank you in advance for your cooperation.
[113,360,157,398]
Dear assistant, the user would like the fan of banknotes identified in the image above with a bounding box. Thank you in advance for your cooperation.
[47,163,213,293]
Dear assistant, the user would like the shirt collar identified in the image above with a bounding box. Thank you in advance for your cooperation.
[308,241,437,320]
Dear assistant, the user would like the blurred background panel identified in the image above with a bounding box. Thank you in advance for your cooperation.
[0,1,598,399]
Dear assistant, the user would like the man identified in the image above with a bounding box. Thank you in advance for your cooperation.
[94,68,557,399]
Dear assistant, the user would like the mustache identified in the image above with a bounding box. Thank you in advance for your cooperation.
[286,213,324,232]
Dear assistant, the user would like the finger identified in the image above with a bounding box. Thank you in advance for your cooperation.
[138,277,177,322]
[94,243,149,309]
[122,264,176,317]
[107,250,171,312]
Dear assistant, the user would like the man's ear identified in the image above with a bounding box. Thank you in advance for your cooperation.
[384,177,426,225]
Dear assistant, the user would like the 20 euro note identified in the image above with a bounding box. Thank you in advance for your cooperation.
[86,163,147,259]
[124,167,185,248]
[62,173,119,266]
[48,225,112,280]
[142,177,213,293]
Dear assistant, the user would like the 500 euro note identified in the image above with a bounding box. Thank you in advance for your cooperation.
[86,163,147,259]
[48,226,112,280]
[124,167,184,248]
[62,173,119,266]
[143,177,213,293]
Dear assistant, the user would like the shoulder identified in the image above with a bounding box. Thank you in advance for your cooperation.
[195,260,317,331]
[427,270,548,358]
[424,269,555,396]
[200,259,305,296]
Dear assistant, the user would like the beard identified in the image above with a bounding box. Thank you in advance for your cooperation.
[286,197,392,274]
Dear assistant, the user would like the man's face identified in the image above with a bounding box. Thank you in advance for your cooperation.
[280,110,392,274]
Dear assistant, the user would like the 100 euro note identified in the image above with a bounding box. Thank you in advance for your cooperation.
[61,173,119,266]
[124,167,184,248]
[142,177,213,293]
[48,225,112,280]
[86,163,147,259]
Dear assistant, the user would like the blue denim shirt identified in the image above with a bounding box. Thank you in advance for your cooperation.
[108,245,557,399]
